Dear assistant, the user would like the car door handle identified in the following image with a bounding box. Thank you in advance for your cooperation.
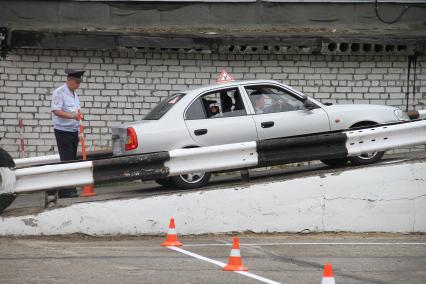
[261,121,274,128]
[194,129,208,136]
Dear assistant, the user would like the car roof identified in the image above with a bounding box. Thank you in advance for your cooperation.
[183,80,288,95]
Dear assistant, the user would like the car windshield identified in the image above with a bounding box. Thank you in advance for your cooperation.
[144,93,185,120]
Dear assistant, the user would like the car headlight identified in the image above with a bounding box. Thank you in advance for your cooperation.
[394,109,410,121]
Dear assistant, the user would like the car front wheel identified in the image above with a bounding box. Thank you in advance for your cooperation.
[349,151,385,166]
[348,122,385,166]
[321,122,385,167]
[170,172,211,189]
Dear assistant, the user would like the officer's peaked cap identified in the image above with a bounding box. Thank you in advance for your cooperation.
[65,69,85,78]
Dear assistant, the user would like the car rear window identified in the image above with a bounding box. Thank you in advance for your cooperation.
[144,93,185,120]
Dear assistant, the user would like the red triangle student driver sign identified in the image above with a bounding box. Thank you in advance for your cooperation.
[217,69,235,83]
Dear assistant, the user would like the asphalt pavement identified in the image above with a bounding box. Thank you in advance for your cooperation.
[0,233,425,284]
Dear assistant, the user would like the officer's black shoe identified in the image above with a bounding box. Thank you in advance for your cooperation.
[58,190,79,199]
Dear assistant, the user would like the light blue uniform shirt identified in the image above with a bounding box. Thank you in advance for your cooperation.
[51,84,80,132]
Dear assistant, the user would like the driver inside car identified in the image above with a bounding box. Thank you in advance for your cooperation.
[250,91,267,114]
[251,89,295,114]
[251,92,277,114]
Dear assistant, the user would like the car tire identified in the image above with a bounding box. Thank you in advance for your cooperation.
[155,178,174,187]
[0,147,17,214]
[349,151,385,166]
[170,172,211,189]
[347,122,385,166]
[320,158,349,167]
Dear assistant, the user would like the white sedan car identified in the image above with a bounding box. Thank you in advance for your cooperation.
[112,80,409,188]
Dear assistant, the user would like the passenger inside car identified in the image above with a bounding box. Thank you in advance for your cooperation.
[220,92,233,113]
[194,88,248,119]
[202,99,217,117]
[210,104,220,116]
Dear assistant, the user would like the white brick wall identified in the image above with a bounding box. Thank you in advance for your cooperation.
[0,49,425,158]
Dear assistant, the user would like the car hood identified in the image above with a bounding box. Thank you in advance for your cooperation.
[321,103,406,129]
[324,104,398,112]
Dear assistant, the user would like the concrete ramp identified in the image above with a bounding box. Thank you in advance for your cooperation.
[0,160,425,236]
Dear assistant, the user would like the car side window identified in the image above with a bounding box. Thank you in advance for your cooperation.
[186,98,206,120]
[245,85,307,115]
[185,88,247,120]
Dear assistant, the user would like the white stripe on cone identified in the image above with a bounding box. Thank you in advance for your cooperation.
[321,277,336,284]
[230,249,241,257]
[168,228,177,235]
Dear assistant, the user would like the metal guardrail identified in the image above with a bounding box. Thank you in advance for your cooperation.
[13,149,113,168]
[347,120,426,156]
[13,162,94,193]
[13,154,60,168]
[166,142,258,175]
[1,120,426,213]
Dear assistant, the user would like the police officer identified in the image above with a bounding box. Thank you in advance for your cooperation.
[50,69,85,198]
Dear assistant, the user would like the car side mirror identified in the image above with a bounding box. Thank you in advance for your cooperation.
[303,98,317,110]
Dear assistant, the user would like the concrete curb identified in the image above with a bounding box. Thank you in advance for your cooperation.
[0,160,425,236]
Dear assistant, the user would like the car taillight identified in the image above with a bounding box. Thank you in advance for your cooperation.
[125,127,138,151]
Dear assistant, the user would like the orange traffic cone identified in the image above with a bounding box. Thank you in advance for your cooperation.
[161,218,183,247]
[223,236,248,271]
[80,184,96,197]
[321,263,336,284]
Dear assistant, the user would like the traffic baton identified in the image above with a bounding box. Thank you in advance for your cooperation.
[78,111,96,197]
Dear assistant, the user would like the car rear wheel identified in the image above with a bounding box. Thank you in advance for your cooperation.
[170,172,211,189]
[155,178,174,187]
[320,158,349,167]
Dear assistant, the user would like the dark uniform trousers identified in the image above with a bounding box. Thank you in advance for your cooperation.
[54,129,79,161]
[54,129,79,197]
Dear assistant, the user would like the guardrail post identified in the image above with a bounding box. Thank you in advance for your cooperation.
[44,191,58,208]
[240,169,250,182]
